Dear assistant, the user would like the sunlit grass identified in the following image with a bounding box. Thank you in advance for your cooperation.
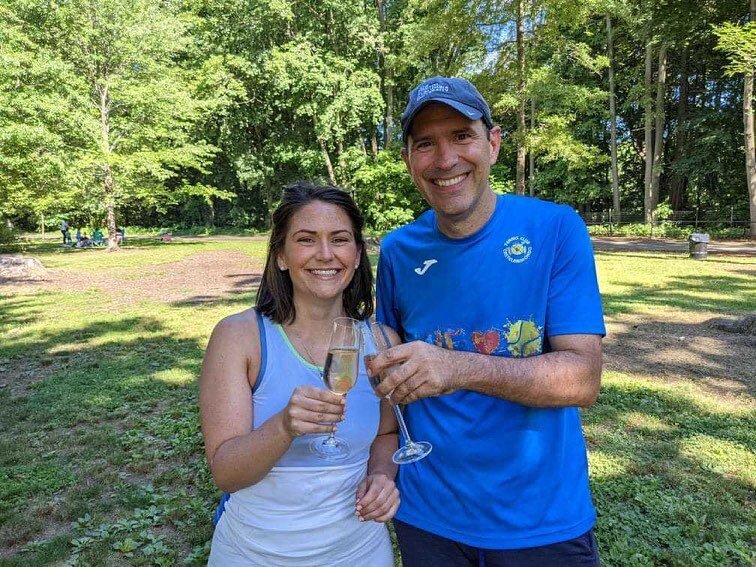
[0,240,754,566]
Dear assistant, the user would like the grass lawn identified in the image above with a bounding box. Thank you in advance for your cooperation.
[1,239,754,566]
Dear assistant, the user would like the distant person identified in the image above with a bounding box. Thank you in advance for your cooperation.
[201,182,399,566]
[115,227,125,245]
[368,76,605,566]
[75,228,82,243]
[75,234,92,248]
[92,229,104,246]
[60,220,70,244]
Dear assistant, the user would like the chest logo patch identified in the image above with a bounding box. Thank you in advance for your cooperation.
[414,259,438,275]
[503,236,532,264]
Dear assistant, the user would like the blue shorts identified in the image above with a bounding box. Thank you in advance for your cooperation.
[393,519,600,567]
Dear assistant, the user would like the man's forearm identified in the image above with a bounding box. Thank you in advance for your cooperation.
[454,340,602,408]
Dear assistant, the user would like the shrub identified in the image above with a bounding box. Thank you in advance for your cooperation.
[0,221,21,252]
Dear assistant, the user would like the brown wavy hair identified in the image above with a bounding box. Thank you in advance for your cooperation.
[256,181,373,324]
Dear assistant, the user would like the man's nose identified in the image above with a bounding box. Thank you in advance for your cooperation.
[434,140,458,170]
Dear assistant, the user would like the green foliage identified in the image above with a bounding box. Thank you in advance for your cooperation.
[352,151,426,231]
[714,22,756,77]
[0,221,18,245]
[0,0,753,237]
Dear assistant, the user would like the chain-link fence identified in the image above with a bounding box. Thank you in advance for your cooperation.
[578,208,751,238]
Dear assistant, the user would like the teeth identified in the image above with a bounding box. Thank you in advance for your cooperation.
[311,269,338,276]
[435,174,466,187]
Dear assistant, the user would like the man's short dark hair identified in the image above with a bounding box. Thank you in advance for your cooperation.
[256,181,373,324]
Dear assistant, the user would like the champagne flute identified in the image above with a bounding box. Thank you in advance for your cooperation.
[363,320,432,465]
[310,317,361,461]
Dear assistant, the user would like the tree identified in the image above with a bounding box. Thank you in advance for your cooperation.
[0,3,87,225]
[715,0,756,238]
[42,0,224,247]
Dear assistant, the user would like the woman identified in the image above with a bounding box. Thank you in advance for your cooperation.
[201,182,399,566]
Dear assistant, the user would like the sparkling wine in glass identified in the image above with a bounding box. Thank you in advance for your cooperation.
[363,320,432,465]
[310,317,361,461]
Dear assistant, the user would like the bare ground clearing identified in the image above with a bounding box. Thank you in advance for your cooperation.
[1,248,754,405]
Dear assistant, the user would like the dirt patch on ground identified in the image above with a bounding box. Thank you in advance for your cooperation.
[46,250,264,306]
[3,248,754,405]
[0,250,264,396]
[604,311,756,402]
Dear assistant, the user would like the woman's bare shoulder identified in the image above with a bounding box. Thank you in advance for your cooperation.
[208,307,262,358]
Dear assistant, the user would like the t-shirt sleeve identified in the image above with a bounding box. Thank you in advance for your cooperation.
[375,245,403,339]
[546,209,606,337]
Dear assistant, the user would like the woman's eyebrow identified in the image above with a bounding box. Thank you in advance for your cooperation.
[291,229,353,236]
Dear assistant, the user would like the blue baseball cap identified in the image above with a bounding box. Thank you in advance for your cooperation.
[401,76,493,142]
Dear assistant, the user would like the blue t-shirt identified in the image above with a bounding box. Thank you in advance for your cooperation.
[376,194,605,549]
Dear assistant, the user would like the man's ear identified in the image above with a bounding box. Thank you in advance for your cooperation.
[489,126,502,165]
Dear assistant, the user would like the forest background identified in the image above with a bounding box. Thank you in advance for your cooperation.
[1,0,755,243]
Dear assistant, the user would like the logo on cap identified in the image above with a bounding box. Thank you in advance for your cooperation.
[418,83,449,100]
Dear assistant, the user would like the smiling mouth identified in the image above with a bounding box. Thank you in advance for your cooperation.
[308,269,340,277]
[432,173,468,188]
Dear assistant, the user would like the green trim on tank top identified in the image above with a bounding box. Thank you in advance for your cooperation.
[274,324,324,373]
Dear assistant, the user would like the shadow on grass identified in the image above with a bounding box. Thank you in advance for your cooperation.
[170,275,261,309]
[585,381,755,565]
[0,306,215,565]
[603,273,756,316]
[18,237,207,257]
[606,323,755,399]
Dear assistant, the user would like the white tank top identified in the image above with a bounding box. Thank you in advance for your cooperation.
[208,313,392,566]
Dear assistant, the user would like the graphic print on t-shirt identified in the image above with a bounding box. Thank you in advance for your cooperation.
[422,318,543,357]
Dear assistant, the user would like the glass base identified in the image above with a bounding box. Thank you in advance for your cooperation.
[393,441,432,465]
[310,435,350,461]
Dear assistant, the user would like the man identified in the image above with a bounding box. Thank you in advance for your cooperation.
[368,76,605,566]
[60,220,70,244]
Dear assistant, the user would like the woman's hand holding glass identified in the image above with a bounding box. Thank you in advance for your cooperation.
[280,385,345,438]
[310,317,361,460]
[355,473,400,523]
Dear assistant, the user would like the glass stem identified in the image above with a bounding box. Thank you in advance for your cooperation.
[389,399,415,445]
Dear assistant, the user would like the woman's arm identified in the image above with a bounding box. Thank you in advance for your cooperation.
[355,323,401,522]
[200,311,345,492]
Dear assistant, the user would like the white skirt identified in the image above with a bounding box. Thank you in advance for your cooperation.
[207,462,394,567]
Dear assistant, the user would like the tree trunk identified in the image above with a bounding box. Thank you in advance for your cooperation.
[104,165,117,249]
[319,139,337,186]
[371,131,379,158]
[376,0,394,148]
[669,49,689,212]
[337,140,347,184]
[515,0,527,195]
[643,42,654,223]
[207,199,216,227]
[650,44,667,222]
[606,14,621,219]
[359,137,368,159]
[528,96,536,197]
[385,68,394,148]
[264,179,274,229]
[747,0,756,238]
[98,83,119,250]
